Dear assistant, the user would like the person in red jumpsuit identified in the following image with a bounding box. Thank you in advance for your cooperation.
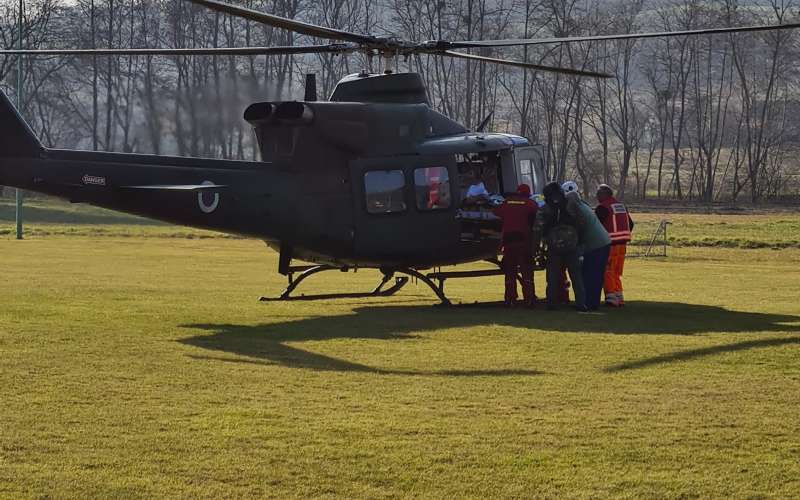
[494,184,538,306]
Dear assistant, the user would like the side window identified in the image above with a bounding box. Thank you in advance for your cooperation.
[414,166,451,211]
[519,159,534,192]
[364,170,407,214]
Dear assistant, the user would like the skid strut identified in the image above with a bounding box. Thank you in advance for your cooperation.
[400,268,452,306]
[259,265,454,305]
[260,259,541,306]
[259,265,409,302]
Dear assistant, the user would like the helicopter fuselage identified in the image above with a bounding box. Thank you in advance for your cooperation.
[0,72,546,270]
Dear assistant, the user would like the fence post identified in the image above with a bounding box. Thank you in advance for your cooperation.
[15,0,24,240]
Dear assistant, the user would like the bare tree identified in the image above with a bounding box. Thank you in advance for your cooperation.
[3,0,800,201]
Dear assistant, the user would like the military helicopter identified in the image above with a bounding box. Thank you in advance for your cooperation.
[2,0,799,305]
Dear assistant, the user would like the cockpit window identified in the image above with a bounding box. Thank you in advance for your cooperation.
[364,170,407,214]
[414,166,451,211]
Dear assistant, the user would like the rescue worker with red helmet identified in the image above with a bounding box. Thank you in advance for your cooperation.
[494,183,538,306]
[595,184,634,307]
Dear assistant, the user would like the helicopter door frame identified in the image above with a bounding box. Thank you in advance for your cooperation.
[510,145,546,194]
[349,154,458,263]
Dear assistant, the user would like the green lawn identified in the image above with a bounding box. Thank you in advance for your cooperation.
[0,229,800,498]
[633,212,800,249]
[1,215,799,497]
[4,197,800,248]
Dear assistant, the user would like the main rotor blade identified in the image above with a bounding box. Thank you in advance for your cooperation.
[0,45,354,56]
[443,50,611,78]
[186,0,373,44]
[448,22,800,48]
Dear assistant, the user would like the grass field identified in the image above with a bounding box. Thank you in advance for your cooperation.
[1,200,800,498]
[4,198,800,249]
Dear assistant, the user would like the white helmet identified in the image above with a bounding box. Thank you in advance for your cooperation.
[562,181,579,194]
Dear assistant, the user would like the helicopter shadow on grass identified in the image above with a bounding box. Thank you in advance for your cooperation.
[180,310,545,377]
[179,300,800,375]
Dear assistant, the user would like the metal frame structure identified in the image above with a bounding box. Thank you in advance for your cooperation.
[261,257,547,306]
[629,219,671,258]
[15,0,23,240]
[259,264,411,302]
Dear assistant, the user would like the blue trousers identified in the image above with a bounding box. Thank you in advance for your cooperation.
[582,244,610,311]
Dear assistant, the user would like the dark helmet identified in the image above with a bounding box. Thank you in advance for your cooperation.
[543,181,565,206]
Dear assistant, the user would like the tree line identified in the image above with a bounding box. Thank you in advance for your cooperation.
[1,0,799,203]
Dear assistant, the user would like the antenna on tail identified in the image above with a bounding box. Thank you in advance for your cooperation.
[304,74,317,102]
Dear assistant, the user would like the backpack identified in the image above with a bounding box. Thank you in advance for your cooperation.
[547,224,579,254]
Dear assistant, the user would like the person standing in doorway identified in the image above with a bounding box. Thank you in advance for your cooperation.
[494,184,538,306]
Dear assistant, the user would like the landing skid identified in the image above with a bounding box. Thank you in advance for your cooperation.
[259,264,453,305]
[259,265,412,303]
[260,259,539,306]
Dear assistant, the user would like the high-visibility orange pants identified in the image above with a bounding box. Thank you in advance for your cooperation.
[603,244,626,299]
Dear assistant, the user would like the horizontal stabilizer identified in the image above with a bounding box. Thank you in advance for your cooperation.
[120,184,228,191]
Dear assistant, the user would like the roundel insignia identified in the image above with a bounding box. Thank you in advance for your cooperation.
[198,180,220,214]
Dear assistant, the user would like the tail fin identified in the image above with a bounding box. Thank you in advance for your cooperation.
[0,88,44,158]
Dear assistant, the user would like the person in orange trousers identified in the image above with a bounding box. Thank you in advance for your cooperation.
[595,184,634,307]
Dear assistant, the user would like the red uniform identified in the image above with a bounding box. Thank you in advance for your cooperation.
[596,197,633,306]
[597,197,632,244]
[494,194,538,305]
[424,167,444,208]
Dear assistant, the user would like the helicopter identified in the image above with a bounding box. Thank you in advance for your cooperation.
[2,0,799,305]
